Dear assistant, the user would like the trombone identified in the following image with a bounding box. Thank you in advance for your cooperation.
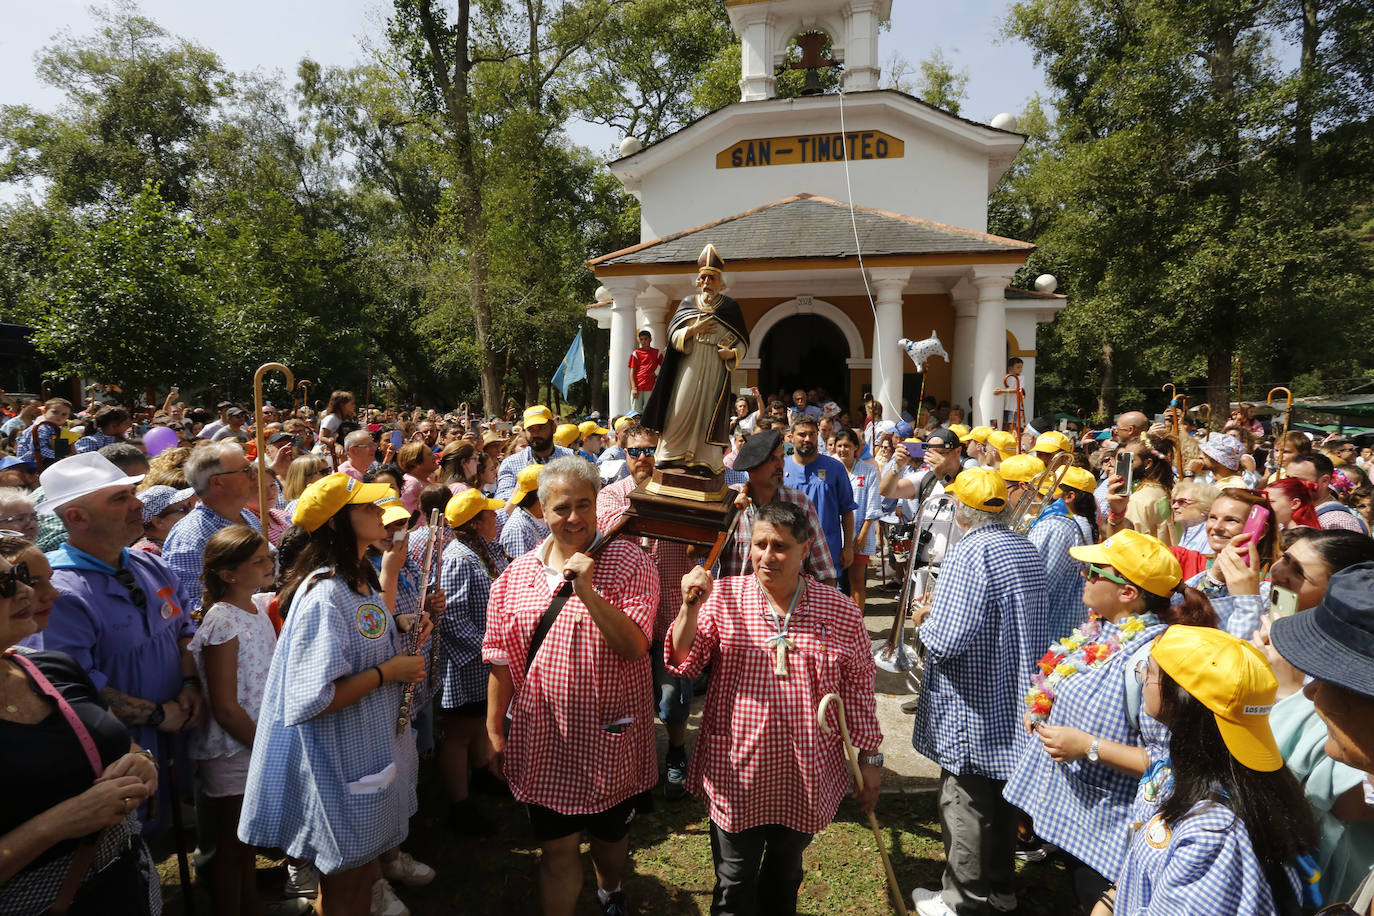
[873,495,955,690]
[1010,451,1074,535]
[1268,387,1294,475]
[254,362,294,527]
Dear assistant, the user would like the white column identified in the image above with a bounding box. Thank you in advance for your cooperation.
[637,287,671,356]
[950,278,977,417]
[842,0,881,92]
[605,279,642,418]
[868,268,910,427]
[1006,311,1040,422]
[737,12,775,101]
[970,269,1015,428]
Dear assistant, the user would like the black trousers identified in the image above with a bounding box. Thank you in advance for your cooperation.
[709,820,815,916]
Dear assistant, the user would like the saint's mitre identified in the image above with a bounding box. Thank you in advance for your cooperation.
[697,243,725,276]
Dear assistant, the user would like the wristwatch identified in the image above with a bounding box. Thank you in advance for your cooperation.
[147,703,166,728]
[859,751,885,768]
[1087,737,1101,763]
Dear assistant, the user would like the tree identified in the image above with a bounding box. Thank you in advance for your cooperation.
[885,47,970,114]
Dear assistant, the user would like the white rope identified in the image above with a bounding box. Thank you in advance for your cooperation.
[838,84,888,412]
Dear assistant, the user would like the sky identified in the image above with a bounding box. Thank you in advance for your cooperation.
[1,1,1050,158]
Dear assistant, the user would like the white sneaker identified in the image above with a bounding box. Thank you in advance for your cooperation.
[990,891,1019,912]
[283,862,320,899]
[911,887,957,916]
[370,878,410,916]
[380,850,436,887]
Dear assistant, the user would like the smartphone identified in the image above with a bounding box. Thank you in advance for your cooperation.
[1270,585,1299,619]
[902,441,926,460]
[739,387,752,396]
[390,430,403,452]
[1114,453,1134,491]
[1239,505,1271,565]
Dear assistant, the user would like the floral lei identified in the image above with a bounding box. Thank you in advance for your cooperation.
[1026,612,1161,724]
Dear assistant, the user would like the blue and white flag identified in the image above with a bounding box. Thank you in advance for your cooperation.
[551,328,586,398]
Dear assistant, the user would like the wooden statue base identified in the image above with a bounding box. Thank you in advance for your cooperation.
[624,469,739,549]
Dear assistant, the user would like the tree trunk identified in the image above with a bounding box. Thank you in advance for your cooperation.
[1295,0,1320,195]
[1098,339,1116,419]
[521,362,540,407]
[1207,349,1232,423]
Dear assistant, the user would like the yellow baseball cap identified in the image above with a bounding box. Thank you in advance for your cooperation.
[375,494,411,527]
[1151,625,1284,772]
[510,464,542,505]
[949,423,973,442]
[292,473,395,533]
[1033,431,1074,454]
[523,405,555,427]
[1069,529,1181,598]
[1058,466,1098,495]
[998,453,1046,483]
[986,430,1018,458]
[613,415,635,432]
[968,425,993,443]
[445,488,505,528]
[947,468,1008,511]
[579,420,610,438]
[554,424,580,447]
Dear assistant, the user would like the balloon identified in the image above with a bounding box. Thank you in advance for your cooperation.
[143,425,180,457]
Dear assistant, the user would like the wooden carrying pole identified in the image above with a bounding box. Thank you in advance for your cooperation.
[1004,374,1026,453]
[254,363,294,527]
[1161,383,1188,480]
[817,694,908,916]
[1268,387,1294,475]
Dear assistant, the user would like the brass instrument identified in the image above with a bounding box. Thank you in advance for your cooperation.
[1010,451,1074,535]
[253,363,294,527]
[398,510,442,733]
[1003,374,1026,453]
[873,495,954,686]
[1268,387,1294,476]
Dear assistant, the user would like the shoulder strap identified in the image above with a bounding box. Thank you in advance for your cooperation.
[1122,637,1157,733]
[524,581,573,675]
[6,650,103,778]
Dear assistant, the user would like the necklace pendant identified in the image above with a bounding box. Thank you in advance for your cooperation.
[773,639,792,677]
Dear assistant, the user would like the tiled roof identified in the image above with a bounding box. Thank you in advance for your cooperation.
[589,193,1033,268]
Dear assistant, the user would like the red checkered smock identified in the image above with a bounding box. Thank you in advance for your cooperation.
[597,476,695,643]
[482,538,659,814]
[666,574,882,834]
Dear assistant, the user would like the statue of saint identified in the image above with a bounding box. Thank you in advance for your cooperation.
[641,244,749,477]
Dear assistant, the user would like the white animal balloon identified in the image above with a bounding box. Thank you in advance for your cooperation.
[897,332,949,373]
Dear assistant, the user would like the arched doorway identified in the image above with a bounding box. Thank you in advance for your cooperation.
[759,315,850,403]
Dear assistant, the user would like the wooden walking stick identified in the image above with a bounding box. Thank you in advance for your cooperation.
[817,693,908,916]
[253,363,294,528]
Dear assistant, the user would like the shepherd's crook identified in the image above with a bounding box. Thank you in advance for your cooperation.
[817,693,908,916]
[254,363,294,527]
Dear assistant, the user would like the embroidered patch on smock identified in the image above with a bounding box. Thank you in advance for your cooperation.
[357,603,388,639]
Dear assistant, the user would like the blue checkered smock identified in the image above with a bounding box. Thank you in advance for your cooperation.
[1002,622,1167,878]
[438,539,507,708]
[1182,570,1269,641]
[1028,513,1090,641]
[162,504,261,611]
[499,507,549,562]
[910,524,1049,779]
[494,445,574,500]
[1117,795,1301,915]
[238,571,418,874]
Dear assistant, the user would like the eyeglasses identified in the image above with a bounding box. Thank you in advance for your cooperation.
[0,562,33,598]
[211,465,257,480]
[0,512,38,526]
[113,566,146,608]
[158,505,192,520]
[1083,564,1130,586]
[1133,658,1158,686]
[625,447,655,458]
[1170,498,1197,507]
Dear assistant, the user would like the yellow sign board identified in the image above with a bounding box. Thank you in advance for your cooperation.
[716,130,904,169]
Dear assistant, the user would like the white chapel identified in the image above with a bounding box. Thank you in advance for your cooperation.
[585,0,1066,426]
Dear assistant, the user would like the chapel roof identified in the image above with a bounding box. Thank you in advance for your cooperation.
[588,193,1033,271]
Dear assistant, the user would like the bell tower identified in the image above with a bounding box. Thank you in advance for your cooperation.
[726,0,892,102]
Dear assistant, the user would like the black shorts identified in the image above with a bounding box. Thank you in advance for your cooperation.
[526,790,653,844]
[443,699,487,718]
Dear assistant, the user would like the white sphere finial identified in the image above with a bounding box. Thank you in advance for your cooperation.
[990,112,1018,131]
[594,285,611,302]
[618,136,643,157]
[1034,274,1059,294]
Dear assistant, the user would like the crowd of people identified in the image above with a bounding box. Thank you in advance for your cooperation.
[1,376,1373,916]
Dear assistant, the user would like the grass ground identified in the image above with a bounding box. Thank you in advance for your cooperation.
[155,779,1076,915]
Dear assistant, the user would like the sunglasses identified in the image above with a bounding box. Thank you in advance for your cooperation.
[113,566,146,608]
[0,562,33,598]
[1083,564,1130,586]
[625,447,655,458]
[1170,498,1198,507]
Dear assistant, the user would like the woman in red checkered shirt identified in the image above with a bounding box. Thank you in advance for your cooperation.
[669,500,884,916]
[481,457,658,916]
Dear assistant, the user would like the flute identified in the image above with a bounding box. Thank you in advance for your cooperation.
[397,510,442,733]
[425,519,450,693]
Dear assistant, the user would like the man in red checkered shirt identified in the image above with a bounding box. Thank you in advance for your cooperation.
[483,457,659,916]
[668,500,883,916]
[596,422,699,802]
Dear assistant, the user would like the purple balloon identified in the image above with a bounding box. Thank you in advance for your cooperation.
[143,425,180,457]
